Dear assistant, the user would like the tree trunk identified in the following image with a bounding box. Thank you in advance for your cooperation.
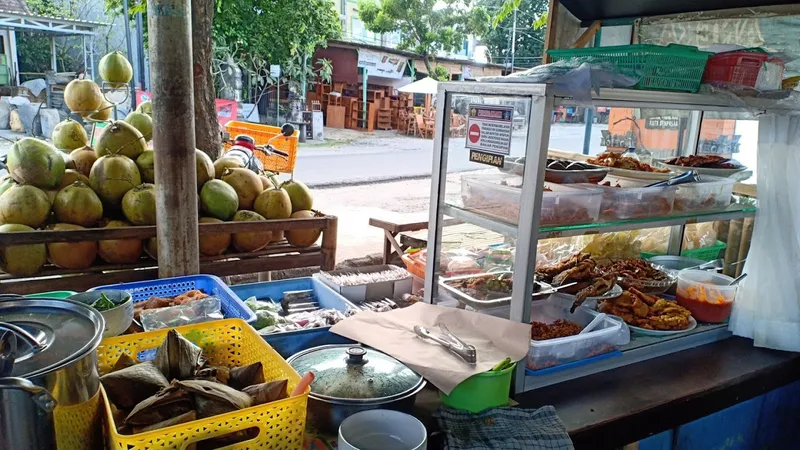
[191,0,222,159]
[422,55,435,78]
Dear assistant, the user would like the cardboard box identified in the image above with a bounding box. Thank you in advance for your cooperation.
[314,265,412,303]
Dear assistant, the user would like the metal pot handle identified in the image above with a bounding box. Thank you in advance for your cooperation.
[0,322,44,351]
[0,377,57,413]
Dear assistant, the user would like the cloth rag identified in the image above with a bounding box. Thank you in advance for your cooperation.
[435,406,574,450]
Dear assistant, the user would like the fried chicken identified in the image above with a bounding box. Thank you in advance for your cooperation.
[572,275,615,312]
[599,289,692,331]
[536,253,591,282]
[553,260,596,286]
[628,287,658,306]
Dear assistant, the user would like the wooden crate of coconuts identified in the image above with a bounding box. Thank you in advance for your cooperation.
[0,52,337,294]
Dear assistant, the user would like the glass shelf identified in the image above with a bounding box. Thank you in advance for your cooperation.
[443,203,756,239]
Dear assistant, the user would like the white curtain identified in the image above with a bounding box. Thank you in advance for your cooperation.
[729,115,800,351]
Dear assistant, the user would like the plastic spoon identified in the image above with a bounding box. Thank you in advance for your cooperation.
[579,313,607,335]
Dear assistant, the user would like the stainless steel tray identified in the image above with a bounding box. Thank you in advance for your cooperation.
[438,272,554,310]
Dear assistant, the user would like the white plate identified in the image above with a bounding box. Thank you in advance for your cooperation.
[627,316,698,336]
[658,163,747,178]
[607,167,674,181]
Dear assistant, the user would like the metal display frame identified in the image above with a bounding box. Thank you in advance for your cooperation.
[424,82,795,394]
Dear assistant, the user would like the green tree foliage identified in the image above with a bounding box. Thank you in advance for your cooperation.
[431,65,450,81]
[481,0,547,69]
[357,0,490,75]
[17,0,80,75]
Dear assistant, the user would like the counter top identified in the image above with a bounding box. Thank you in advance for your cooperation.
[513,337,800,449]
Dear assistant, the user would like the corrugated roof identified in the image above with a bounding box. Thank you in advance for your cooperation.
[0,0,29,14]
[0,8,108,27]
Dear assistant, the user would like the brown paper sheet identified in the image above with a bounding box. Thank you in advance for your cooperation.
[330,303,531,394]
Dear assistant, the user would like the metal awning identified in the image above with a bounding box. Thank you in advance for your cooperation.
[0,9,105,35]
[560,0,799,23]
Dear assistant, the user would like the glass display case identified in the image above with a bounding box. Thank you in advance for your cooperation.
[423,84,774,393]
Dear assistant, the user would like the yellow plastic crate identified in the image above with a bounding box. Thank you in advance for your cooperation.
[225,121,299,174]
[97,319,308,450]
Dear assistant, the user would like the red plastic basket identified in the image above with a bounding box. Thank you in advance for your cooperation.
[702,51,769,87]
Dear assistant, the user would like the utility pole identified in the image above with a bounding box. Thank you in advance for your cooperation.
[136,5,147,91]
[122,0,137,109]
[510,6,517,73]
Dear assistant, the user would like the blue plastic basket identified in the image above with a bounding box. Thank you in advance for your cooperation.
[231,277,356,358]
[89,274,256,324]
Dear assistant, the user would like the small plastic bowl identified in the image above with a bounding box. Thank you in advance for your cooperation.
[68,290,133,337]
[676,270,736,323]
[439,362,515,412]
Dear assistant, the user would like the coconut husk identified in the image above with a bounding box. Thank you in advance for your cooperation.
[132,410,197,434]
[176,380,252,418]
[194,366,231,385]
[242,379,288,405]
[100,361,170,409]
[112,353,138,372]
[125,384,193,426]
[228,362,264,390]
[153,329,203,381]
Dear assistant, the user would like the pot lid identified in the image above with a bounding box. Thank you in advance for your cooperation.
[288,345,423,402]
[0,297,104,379]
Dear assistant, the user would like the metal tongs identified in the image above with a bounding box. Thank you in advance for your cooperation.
[414,324,477,364]
[645,170,700,188]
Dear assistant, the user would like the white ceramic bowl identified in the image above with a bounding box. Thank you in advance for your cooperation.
[338,409,427,450]
[68,290,134,337]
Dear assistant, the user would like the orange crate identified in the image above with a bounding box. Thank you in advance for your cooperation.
[225,121,299,174]
[97,319,308,449]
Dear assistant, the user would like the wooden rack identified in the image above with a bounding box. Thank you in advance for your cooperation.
[0,216,338,294]
[377,108,393,130]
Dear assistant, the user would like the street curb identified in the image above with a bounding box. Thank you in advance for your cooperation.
[305,173,432,189]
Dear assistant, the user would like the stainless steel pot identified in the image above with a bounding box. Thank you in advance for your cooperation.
[0,296,105,450]
[287,345,426,434]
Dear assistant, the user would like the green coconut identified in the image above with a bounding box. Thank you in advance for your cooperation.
[52,119,89,152]
[57,169,90,190]
[89,154,142,207]
[122,183,157,226]
[99,51,133,88]
[89,100,113,122]
[231,210,272,252]
[68,146,98,178]
[286,210,323,247]
[213,156,244,179]
[144,237,158,260]
[196,149,215,189]
[254,188,292,220]
[199,217,231,256]
[0,224,47,276]
[98,220,143,264]
[0,185,51,228]
[7,137,65,189]
[46,223,97,270]
[259,175,275,190]
[136,100,152,116]
[200,180,239,221]
[64,79,103,118]
[53,181,103,227]
[0,176,17,198]
[136,149,155,184]
[281,179,313,213]
[124,111,153,141]
[221,168,262,210]
[95,120,147,159]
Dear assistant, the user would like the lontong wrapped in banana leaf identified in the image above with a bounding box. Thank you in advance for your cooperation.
[176,379,252,418]
[243,380,288,405]
[228,362,265,390]
[125,383,193,426]
[153,329,203,380]
[100,360,170,409]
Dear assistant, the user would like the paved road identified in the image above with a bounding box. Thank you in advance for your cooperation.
[295,123,608,187]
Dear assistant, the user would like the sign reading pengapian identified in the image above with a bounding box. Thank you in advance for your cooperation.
[465,104,514,156]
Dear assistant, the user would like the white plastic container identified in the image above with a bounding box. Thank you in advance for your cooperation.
[314,265,412,303]
[461,173,603,226]
[527,300,628,371]
[674,175,735,212]
[593,184,677,220]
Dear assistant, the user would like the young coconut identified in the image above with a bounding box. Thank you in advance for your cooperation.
[58,169,90,190]
[231,210,272,252]
[53,181,103,227]
[64,79,103,118]
[144,237,158,260]
[136,149,155,184]
[89,154,142,207]
[0,224,47,276]
[52,119,88,152]
[88,100,114,121]
[124,111,153,141]
[200,179,238,221]
[221,168,262,210]
[98,220,143,263]
[68,146,99,178]
[254,187,292,243]
[95,120,147,159]
[6,137,66,189]
[0,185,51,228]
[0,176,17,198]
[121,183,157,226]
[99,51,133,88]
[199,217,231,256]
[196,149,215,189]
[213,156,244,179]
[281,179,313,213]
[46,223,97,270]
[286,210,323,247]
[136,100,152,116]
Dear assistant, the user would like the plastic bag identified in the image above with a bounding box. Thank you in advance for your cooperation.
[141,296,223,331]
[580,231,642,263]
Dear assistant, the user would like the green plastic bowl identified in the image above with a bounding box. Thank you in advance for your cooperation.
[439,362,516,413]
[25,291,78,299]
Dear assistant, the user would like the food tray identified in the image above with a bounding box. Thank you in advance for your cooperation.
[90,274,256,324]
[438,272,553,310]
[97,319,308,449]
[616,268,678,294]
[594,184,677,220]
[528,300,628,371]
[548,44,712,93]
[461,173,602,226]
[673,175,735,212]
[231,277,355,357]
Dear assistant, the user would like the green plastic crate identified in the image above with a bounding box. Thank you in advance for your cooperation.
[641,240,727,261]
[25,291,77,299]
[548,44,713,93]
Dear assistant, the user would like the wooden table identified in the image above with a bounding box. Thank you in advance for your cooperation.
[369,213,431,265]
